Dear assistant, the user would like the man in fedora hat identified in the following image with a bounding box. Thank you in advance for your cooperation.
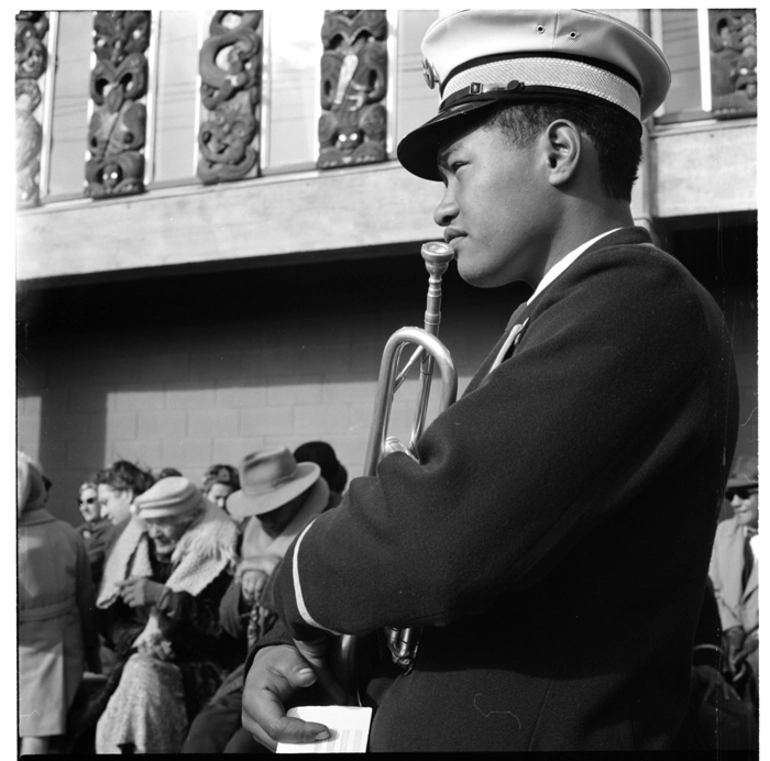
[242,10,739,751]
[226,446,342,634]
[709,455,759,697]
[182,447,341,754]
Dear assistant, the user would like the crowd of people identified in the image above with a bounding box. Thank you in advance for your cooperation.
[17,442,349,754]
[16,447,759,754]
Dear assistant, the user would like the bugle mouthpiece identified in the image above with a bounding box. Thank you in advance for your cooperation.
[421,240,455,270]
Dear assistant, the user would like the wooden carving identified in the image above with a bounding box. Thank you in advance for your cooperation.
[85,11,151,199]
[15,12,48,208]
[318,10,388,169]
[709,9,756,116]
[197,11,263,185]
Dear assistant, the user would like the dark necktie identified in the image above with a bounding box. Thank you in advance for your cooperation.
[504,300,529,332]
[742,531,755,590]
[466,302,529,394]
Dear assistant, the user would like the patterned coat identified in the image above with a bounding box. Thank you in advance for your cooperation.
[250,227,739,751]
[81,503,242,753]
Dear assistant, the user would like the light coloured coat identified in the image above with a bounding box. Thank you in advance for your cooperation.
[710,515,758,668]
[18,508,99,736]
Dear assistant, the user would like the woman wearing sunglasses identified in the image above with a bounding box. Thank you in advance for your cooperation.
[77,481,118,589]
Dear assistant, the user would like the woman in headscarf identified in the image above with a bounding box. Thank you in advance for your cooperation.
[18,452,100,755]
[93,476,241,754]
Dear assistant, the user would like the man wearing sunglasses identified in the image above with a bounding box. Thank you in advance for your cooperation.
[709,455,759,697]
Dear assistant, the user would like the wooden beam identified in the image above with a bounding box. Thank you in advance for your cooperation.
[16,120,757,282]
[651,120,756,218]
[16,163,443,281]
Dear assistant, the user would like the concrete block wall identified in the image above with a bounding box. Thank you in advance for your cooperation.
[17,254,757,529]
[17,262,518,527]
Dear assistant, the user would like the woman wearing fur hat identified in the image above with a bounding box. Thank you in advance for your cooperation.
[18,452,100,755]
[83,477,241,754]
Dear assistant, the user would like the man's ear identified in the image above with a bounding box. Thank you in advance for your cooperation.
[542,119,581,187]
[124,487,135,504]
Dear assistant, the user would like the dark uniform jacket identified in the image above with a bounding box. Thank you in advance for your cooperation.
[249,227,739,751]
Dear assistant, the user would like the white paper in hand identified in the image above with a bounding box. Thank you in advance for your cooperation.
[276,705,373,753]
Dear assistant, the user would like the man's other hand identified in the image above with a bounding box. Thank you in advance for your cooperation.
[242,642,349,750]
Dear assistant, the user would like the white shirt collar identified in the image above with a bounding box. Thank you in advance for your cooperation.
[527,228,622,306]
[486,228,623,378]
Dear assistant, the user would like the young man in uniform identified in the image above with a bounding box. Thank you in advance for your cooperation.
[241,10,739,751]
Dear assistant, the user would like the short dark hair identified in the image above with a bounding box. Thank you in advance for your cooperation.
[294,441,348,495]
[480,98,643,202]
[96,460,155,497]
[158,467,183,479]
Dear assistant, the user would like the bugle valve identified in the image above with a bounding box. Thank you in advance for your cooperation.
[335,241,458,698]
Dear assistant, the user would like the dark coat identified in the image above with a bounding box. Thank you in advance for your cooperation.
[77,516,118,588]
[253,227,739,751]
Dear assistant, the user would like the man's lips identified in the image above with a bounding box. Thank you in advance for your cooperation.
[443,227,466,247]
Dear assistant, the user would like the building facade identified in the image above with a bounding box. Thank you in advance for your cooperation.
[16,9,757,527]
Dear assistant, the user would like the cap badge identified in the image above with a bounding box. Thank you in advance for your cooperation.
[422,57,439,89]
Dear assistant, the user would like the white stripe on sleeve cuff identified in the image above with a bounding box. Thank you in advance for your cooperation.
[292,521,341,635]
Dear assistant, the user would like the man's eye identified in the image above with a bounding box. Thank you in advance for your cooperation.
[451,161,466,173]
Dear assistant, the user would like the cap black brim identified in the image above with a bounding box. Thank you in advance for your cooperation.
[396,98,501,181]
[396,88,641,182]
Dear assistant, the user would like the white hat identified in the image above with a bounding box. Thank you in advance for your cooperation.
[397,9,671,180]
[132,476,206,520]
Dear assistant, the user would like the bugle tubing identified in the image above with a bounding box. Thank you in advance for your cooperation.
[336,241,457,697]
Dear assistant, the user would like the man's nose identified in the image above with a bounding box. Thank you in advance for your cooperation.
[433,186,459,227]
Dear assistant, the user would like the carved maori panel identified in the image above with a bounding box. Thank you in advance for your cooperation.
[16,12,49,208]
[85,11,151,199]
[318,10,388,169]
[709,9,756,116]
[197,11,263,185]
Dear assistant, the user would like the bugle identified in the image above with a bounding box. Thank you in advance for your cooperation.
[335,240,458,698]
